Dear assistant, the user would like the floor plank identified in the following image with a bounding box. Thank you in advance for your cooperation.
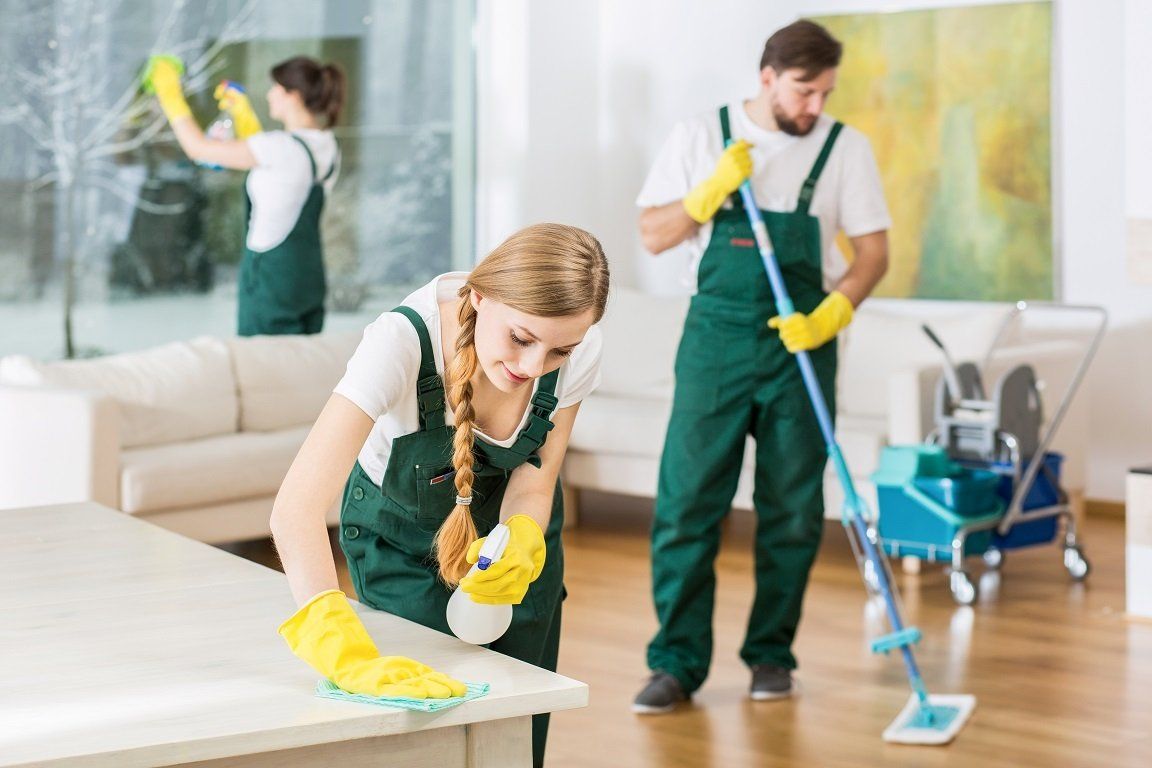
[230,492,1152,767]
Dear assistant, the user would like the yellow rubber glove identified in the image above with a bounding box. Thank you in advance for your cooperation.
[214,80,263,139]
[459,515,546,605]
[279,590,467,698]
[682,139,753,223]
[142,54,192,123]
[768,291,855,353]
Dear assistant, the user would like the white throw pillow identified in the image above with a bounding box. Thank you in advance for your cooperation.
[228,332,362,432]
[0,338,238,448]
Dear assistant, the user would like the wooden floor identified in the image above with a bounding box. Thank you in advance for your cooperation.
[232,494,1152,768]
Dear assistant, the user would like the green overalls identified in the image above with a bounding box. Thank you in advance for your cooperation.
[339,306,566,768]
[237,134,334,336]
[647,107,843,693]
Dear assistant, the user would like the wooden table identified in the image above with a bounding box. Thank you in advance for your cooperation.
[0,503,587,767]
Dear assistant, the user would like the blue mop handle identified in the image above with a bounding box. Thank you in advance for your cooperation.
[734,184,856,509]
[734,176,933,708]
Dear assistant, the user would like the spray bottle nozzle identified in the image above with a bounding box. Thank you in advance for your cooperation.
[475,524,511,571]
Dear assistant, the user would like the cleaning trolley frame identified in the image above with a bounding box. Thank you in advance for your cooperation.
[905,302,1106,605]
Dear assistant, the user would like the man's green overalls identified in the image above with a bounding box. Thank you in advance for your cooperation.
[647,106,843,693]
[339,306,566,768]
[238,134,334,336]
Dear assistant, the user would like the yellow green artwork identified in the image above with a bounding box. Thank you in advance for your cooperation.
[815,2,1053,300]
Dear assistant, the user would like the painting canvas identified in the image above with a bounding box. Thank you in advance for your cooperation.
[815,2,1053,300]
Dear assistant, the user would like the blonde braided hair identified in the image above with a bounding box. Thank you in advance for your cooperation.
[433,223,610,585]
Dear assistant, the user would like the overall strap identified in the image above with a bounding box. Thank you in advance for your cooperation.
[391,306,445,430]
[288,134,319,182]
[796,121,843,215]
[718,106,744,211]
[321,148,341,183]
[501,369,561,469]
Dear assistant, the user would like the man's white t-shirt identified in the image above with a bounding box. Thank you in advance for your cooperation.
[636,104,891,292]
[334,273,604,486]
[245,129,340,252]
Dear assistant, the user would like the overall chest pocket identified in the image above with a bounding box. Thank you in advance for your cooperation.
[413,463,506,532]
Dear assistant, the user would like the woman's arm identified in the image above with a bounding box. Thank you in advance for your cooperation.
[169,116,257,170]
[270,394,374,605]
[500,402,581,528]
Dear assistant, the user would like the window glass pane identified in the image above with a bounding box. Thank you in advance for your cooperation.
[0,0,473,358]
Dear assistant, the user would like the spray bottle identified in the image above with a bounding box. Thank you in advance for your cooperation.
[198,80,243,171]
[446,523,513,645]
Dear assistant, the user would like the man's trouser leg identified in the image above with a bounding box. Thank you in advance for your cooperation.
[740,343,836,670]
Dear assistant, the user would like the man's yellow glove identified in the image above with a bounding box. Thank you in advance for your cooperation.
[214,80,263,139]
[459,515,546,605]
[768,291,855,353]
[279,590,467,698]
[682,139,753,223]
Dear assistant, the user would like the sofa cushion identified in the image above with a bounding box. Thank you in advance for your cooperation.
[227,332,362,432]
[0,338,237,449]
[839,305,1011,420]
[596,288,688,400]
[119,426,311,514]
[569,393,672,458]
[833,413,888,478]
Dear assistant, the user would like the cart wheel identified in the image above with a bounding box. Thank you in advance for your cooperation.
[983,547,1004,570]
[950,571,977,606]
[1064,547,1090,581]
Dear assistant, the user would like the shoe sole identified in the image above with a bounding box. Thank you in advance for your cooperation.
[631,701,683,715]
[749,689,793,701]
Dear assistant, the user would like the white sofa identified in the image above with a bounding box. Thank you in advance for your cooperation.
[563,288,1090,523]
[0,333,361,543]
[0,292,1090,543]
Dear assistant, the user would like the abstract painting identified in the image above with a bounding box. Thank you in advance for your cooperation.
[815,2,1053,300]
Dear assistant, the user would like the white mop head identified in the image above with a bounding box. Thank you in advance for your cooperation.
[883,693,976,745]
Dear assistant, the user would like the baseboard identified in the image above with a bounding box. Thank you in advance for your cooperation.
[1086,498,1126,519]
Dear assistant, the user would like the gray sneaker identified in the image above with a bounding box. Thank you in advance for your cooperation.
[749,665,793,700]
[631,671,689,714]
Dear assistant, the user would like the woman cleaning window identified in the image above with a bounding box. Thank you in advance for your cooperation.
[143,54,343,336]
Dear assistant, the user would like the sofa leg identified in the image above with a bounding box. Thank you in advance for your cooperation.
[562,484,581,529]
[901,556,922,575]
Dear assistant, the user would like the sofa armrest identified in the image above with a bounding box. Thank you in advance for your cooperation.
[887,364,940,445]
[0,386,120,510]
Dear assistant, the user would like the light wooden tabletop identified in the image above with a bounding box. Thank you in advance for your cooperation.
[0,503,587,767]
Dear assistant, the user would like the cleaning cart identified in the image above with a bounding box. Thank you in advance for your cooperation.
[876,302,1106,605]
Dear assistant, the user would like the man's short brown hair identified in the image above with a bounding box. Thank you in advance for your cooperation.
[760,20,843,81]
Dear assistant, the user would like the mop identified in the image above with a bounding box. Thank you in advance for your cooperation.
[733,162,975,745]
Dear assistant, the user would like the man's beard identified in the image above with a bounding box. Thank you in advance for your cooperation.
[772,101,817,137]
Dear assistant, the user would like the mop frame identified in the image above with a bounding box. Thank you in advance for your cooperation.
[730,173,948,736]
[916,302,1107,604]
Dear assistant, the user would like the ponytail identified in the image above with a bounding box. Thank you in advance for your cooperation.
[318,63,345,127]
[270,56,347,127]
[433,288,482,585]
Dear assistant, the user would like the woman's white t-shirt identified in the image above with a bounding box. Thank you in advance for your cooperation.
[245,129,339,252]
[636,105,891,292]
[334,273,604,486]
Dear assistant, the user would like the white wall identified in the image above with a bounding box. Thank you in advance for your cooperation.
[476,0,1152,501]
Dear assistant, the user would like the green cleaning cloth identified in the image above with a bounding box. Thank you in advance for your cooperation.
[314,679,490,712]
